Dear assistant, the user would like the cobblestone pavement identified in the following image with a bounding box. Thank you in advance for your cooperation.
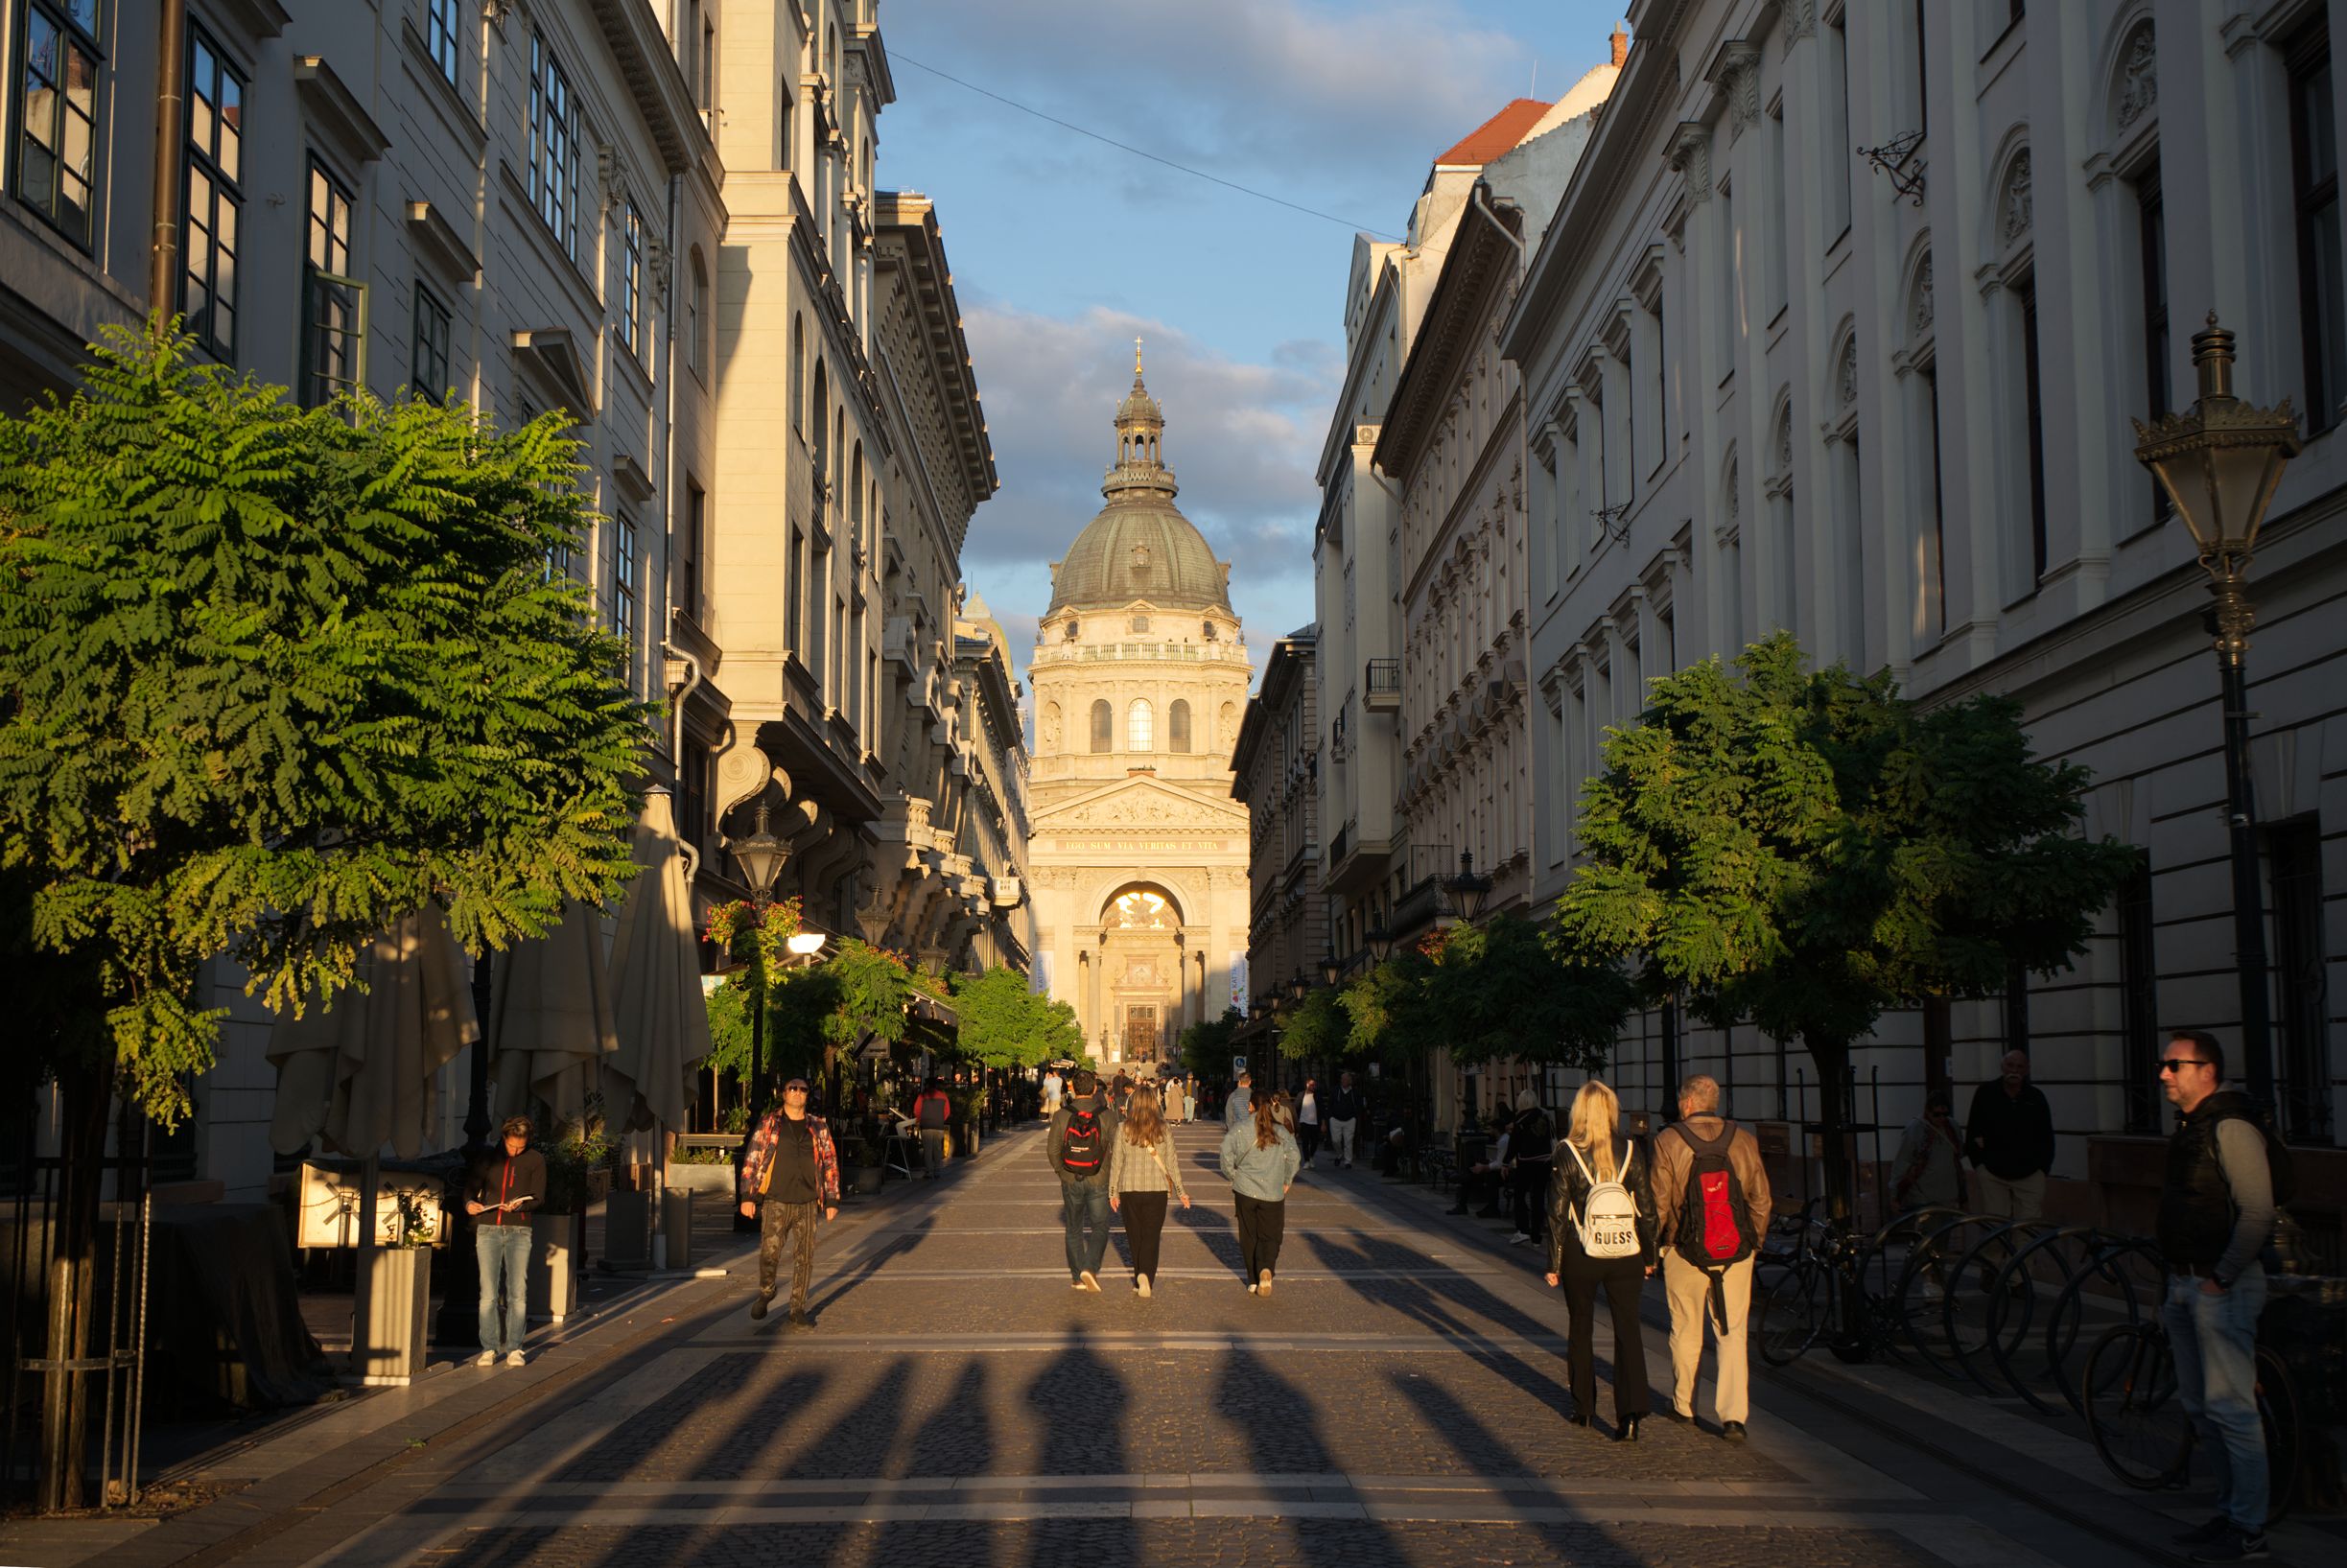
[45,1124,2337,1568]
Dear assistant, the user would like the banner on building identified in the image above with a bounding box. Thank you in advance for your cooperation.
[1033,949,1054,995]
[1229,952,1247,1016]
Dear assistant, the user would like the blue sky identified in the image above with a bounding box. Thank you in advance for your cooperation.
[875,0,1627,689]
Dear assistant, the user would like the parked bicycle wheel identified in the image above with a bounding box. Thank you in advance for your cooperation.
[2256,1344,2302,1525]
[2053,1238,2166,1416]
[1758,1257,1828,1368]
[2083,1322,2192,1489]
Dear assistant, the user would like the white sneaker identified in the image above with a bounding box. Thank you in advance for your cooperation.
[1508,1231,1533,1246]
[504,1349,526,1368]
[1246,1281,1257,1294]
[1137,1275,1152,1299]
[1257,1269,1274,1296]
[1079,1271,1100,1293]
[473,1350,496,1368]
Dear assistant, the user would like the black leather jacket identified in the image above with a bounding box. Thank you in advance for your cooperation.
[1546,1135,1659,1273]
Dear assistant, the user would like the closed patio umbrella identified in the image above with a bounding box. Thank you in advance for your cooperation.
[605,789,712,1140]
[267,907,478,1160]
[488,901,619,1129]
[265,906,477,1381]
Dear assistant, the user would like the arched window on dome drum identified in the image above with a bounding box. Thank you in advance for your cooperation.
[1168,699,1191,752]
[1090,699,1112,753]
[1128,698,1154,751]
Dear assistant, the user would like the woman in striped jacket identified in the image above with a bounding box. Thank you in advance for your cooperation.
[1109,1088,1190,1298]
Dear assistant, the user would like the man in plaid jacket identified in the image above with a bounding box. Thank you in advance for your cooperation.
[737,1077,840,1328]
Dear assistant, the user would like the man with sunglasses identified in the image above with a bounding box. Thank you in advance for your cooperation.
[739,1078,840,1329]
[2157,1029,2279,1564]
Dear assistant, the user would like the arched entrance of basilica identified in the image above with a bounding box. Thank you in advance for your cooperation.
[1078,883,1205,1071]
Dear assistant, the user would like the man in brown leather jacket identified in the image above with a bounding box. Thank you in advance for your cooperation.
[1650,1076,1772,1439]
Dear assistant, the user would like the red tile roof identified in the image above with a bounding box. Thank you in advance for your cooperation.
[1433,98,1553,168]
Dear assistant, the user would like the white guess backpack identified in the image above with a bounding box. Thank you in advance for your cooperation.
[1564,1140,1642,1260]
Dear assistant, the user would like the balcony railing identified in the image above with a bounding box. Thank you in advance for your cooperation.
[1364,657,1401,712]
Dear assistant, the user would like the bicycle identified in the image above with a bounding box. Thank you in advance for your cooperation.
[1757,1205,1969,1368]
[2081,1318,2300,1522]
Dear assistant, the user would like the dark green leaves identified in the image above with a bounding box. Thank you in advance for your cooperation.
[1553,633,2137,1055]
[0,327,647,1120]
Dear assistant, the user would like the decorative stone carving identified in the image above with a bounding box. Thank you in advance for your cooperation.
[1912,255,1935,338]
[2117,24,2157,129]
[1774,407,1794,476]
[1666,122,1712,202]
[1838,336,1858,408]
[1719,43,1763,143]
[1726,457,1741,522]
[1781,0,1816,56]
[2002,150,2033,246]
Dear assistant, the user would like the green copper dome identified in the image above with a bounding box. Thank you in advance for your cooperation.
[1046,356,1232,616]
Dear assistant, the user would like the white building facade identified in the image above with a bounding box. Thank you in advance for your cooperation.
[1510,0,2345,1234]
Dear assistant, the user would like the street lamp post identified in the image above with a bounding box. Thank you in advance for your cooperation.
[2133,314,2301,1112]
[1443,850,1493,924]
[724,800,790,1109]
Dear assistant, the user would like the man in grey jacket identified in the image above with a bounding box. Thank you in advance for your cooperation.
[1044,1070,1121,1292]
[1224,1070,1253,1128]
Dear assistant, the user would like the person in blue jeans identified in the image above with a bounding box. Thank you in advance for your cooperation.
[1044,1070,1120,1292]
[2156,1029,2279,1565]
[463,1115,547,1368]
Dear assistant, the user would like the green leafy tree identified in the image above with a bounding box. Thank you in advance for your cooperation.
[1426,911,1632,1071]
[950,964,1080,1069]
[0,328,645,1506]
[1177,1005,1242,1081]
[1554,634,2137,1226]
[1276,986,1345,1063]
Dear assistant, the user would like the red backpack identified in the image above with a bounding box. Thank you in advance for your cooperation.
[1672,1120,1759,1324]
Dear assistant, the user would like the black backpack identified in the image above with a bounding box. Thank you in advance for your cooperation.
[1061,1109,1105,1174]
[2208,1102,2298,1209]
[1671,1121,1759,1326]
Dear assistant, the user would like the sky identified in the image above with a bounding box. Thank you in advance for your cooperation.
[874,0,1629,690]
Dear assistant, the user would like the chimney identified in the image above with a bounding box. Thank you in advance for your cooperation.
[1610,24,1630,68]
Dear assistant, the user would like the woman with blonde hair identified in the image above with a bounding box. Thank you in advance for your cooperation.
[1219,1090,1301,1295]
[1109,1083,1189,1297]
[1543,1078,1657,1440]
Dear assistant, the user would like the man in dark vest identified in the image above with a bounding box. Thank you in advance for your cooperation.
[2158,1028,2277,1565]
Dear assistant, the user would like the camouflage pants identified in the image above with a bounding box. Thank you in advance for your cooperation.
[758,1200,820,1310]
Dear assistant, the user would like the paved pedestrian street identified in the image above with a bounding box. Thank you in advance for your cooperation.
[43,1125,2335,1568]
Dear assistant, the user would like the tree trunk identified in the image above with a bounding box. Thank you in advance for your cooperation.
[1804,1038,1868,1359]
[38,1051,112,1511]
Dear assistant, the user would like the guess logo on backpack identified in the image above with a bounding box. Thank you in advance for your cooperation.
[1565,1141,1643,1260]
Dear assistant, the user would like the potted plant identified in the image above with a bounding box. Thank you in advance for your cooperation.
[849,1115,886,1195]
[357,1184,438,1385]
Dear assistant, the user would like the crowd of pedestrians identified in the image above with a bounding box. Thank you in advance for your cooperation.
[714,1030,2284,1563]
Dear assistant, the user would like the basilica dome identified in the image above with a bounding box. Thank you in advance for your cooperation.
[1046,352,1232,617]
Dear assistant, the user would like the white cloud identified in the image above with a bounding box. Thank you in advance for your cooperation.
[961,302,1333,571]
[889,0,1541,220]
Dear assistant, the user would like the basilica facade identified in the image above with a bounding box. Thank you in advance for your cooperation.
[1027,358,1253,1069]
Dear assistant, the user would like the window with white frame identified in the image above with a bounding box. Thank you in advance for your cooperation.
[182,25,244,360]
[528,30,578,258]
[411,281,450,399]
[15,0,105,247]
[688,248,709,377]
[425,0,459,84]
[1128,698,1154,752]
[303,158,359,405]
[618,196,645,361]
[613,515,640,680]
